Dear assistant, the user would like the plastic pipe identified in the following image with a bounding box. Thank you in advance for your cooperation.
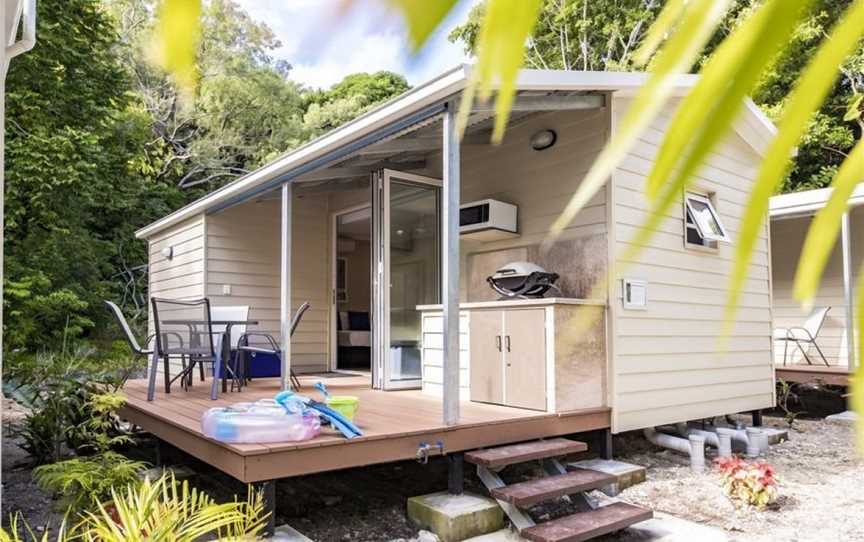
[689,434,706,472]
[745,427,763,458]
[644,428,705,472]
[716,430,733,458]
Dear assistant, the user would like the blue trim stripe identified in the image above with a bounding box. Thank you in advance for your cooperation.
[208,102,448,215]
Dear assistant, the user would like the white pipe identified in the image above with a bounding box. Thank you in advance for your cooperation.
[717,431,732,458]
[746,427,764,457]
[644,428,705,472]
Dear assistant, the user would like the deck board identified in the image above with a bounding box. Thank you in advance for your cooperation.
[775,365,851,387]
[120,375,610,482]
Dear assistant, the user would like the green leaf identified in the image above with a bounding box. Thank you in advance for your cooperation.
[547,0,731,242]
[794,138,864,308]
[844,93,863,122]
[730,0,864,320]
[152,0,202,92]
[386,0,459,50]
[459,0,544,143]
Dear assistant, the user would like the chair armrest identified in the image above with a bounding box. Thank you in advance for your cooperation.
[238,332,281,352]
[786,327,816,341]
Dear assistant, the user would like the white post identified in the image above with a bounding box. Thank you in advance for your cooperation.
[280,183,293,390]
[442,105,460,426]
[842,212,856,370]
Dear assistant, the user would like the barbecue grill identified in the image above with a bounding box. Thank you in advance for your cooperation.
[487,262,560,299]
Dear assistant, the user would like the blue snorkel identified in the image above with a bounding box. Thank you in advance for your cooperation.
[274,387,363,440]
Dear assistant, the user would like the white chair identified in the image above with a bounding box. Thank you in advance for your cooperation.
[773,306,831,366]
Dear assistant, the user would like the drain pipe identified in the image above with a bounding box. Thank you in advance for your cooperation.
[677,423,765,458]
[644,428,705,472]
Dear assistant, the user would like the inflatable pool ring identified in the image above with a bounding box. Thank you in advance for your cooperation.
[201,399,321,444]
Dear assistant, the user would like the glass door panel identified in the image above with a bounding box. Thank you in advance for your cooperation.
[372,169,441,390]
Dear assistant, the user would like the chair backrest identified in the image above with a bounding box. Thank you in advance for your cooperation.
[803,306,831,338]
[104,301,146,355]
[210,305,250,349]
[151,297,216,357]
[290,302,311,337]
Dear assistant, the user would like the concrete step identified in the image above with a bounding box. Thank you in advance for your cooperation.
[491,469,616,508]
[465,439,587,469]
[521,502,653,542]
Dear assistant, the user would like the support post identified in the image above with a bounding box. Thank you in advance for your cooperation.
[599,429,613,460]
[280,183,293,391]
[441,104,461,426]
[447,452,464,495]
[751,410,763,428]
[842,212,856,370]
[254,480,277,537]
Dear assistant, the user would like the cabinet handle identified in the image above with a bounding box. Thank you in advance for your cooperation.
[495,335,502,352]
[505,335,511,352]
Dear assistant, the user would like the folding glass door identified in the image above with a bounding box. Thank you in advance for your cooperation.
[372,169,441,390]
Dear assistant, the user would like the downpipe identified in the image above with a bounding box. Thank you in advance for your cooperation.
[644,428,705,472]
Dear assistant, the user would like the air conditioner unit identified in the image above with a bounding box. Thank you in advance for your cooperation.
[459,199,518,242]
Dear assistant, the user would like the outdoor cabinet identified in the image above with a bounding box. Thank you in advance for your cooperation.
[419,298,607,413]
[469,308,547,411]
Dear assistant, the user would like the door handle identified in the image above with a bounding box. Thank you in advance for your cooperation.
[495,335,502,352]
[505,335,511,352]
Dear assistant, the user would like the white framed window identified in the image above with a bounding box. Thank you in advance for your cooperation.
[684,192,730,249]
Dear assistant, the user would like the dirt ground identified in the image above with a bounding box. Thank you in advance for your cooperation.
[616,414,864,542]
[3,394,863,541]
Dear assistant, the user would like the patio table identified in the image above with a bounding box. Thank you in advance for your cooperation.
[162,318,259,397]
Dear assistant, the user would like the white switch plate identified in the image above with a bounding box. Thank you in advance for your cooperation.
[623,279,647,310]
[223,284,232,296]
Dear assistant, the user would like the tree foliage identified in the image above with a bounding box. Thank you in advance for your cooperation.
[4,0,409,354]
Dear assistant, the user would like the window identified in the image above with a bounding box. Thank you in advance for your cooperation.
[684,192,730,248]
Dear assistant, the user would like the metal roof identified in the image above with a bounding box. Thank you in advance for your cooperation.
[137,65,776,239]
[770,183,864,219]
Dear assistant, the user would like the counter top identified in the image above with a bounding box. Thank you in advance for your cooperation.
[416,297,606,311]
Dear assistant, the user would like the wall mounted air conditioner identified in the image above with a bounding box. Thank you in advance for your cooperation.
[459,199,518,242]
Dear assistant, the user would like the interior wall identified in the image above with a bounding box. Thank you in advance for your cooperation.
[338,239,371,313]
[770,207,864,366]
[205,193,331,373]
[610,96,775,433]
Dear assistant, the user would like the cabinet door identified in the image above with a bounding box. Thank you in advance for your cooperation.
[469,310,504,404]
[503,309,547,410]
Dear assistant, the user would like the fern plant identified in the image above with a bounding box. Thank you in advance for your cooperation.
[34,451,147,513]
[77,474,266,541]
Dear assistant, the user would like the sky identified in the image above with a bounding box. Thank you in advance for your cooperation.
[234,0,480,89]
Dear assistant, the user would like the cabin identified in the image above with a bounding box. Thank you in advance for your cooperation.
[124,66,778,506]
[770,185,863,387]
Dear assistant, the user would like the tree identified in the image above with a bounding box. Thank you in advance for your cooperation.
[4,0,174,351]
[302,71,410,135]
[106,0,308,190]
[450,1,662,71]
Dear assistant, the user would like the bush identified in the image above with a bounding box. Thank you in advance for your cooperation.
[4,350,144,464]
[715,456,779,509]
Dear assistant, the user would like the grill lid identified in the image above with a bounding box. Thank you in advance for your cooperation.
[487,261,560,299]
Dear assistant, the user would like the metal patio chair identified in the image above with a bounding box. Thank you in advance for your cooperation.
[237,301,310,390]
[147,297,240,401]
[104,300,153,360]
[774,306,832,366]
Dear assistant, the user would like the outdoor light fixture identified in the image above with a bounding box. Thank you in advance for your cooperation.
[161,246,174,260]
[530,129,557,151]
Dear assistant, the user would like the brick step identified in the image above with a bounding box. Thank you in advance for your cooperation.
[490,469,616,508]
[465,438,587,469]
[521,502,653,542]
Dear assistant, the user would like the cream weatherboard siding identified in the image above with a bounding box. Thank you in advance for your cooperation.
[770,207,864,367]
[609,97,775,432]
[204,194,331,373]
[147,215,206,374]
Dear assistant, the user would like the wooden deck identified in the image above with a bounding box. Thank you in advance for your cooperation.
[120,375,610,483]
[775,364,851,387]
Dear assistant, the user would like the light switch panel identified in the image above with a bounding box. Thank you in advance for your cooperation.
[623,279,647,310]
[223,284,232,296]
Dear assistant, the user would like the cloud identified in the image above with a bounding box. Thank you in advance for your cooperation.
[234,0,479,88]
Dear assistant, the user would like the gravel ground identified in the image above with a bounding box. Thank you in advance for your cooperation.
[615,414,864,542]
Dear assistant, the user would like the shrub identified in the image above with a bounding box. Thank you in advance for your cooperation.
[715,456,779,509]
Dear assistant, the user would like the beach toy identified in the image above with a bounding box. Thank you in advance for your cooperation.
[326,396,359,422]
[275,390,363,440]
[201,399,321,444]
